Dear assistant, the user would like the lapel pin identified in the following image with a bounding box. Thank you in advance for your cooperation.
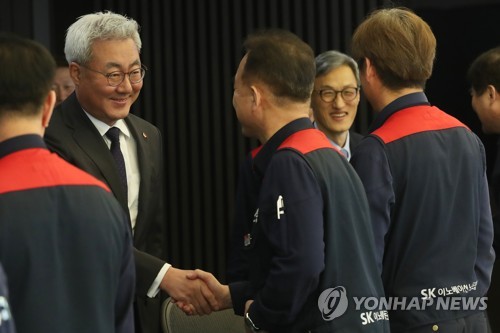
[142,132,148,140]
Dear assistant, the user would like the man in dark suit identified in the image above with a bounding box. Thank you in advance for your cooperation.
[44,11,214,333]
[310,50,363,160]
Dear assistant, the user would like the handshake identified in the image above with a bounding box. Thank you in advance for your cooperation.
[159,268,268,333]
[159,267,232,316]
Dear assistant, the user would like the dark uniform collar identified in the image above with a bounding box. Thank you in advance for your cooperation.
[253,117,314,178]
[369,92,430,133]
[0,134,47,159]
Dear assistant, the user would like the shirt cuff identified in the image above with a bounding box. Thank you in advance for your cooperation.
[147,263,171,298]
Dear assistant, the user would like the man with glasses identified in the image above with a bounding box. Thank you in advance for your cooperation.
[311,50,363,161]
[44,11,216,333]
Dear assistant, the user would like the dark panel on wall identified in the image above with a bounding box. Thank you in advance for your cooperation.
[50,2,98,57]
[1,0,33,38]
[404,0,499,8]
[32,0,51,48]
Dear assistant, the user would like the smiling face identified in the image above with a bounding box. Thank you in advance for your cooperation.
[311,65,360,144]
[72,38,143,126]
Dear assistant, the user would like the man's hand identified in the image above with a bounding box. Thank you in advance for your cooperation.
[244,299,253,314]
[160,267,217,315]
[186,269,233,311]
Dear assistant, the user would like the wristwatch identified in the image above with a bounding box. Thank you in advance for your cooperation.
[245,312,261,331]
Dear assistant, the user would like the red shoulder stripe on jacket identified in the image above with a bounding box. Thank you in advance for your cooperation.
[278,128,336,154]
[373,105,469,144]
[0,148,110,194]
[251,145,263,158]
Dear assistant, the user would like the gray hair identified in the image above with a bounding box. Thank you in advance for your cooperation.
[64,11,142,65]
[315,50,360,86]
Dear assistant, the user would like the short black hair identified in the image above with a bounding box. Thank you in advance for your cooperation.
[242,29,315,103]
[0,32,56,115]
[467,46,500,95]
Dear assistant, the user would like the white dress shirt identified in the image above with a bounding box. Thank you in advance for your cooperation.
[84,111,170,297]
[84,112,140,230]
[313,121,352,160]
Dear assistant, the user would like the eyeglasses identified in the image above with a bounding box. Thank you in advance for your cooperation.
[78,64,147,87]
[314,87,360,103]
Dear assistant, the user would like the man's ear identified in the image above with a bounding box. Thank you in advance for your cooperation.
[69,61,81,85]
[487,85,498,102]
[250,85,261,108]
[364,58,377,81]
[41,90,56,129]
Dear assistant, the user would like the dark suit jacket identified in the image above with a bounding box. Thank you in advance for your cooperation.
[44,93,166,333]
[349,130,363,153]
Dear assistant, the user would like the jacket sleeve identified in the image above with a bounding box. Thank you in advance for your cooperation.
[227,154,256,283]
[475,138,496,296]
[246,152,325,329]
[115,214,136,333]
[350,135,394,272]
